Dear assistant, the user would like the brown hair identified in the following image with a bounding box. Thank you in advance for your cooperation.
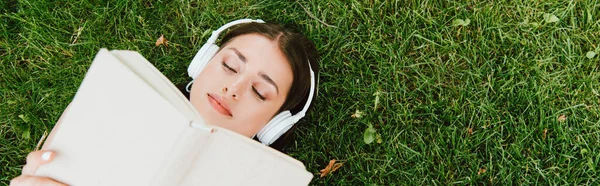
[219,22,320,151]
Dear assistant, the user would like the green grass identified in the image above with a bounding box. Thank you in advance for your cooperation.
[2,0,600,185]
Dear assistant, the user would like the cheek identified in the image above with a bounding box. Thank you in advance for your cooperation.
[229,101,280,136]
[190,61,223,97]
[189,64,220,119]
[188,84,208,122]
[195,60,221,80]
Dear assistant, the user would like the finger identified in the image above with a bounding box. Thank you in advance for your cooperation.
[22,151,54,175]
[10,175,67,186]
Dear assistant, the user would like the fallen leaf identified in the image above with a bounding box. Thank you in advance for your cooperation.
[452,18,470,27]
[542,128,548,140]
[320,159,344,177]
[543,13,559,23]
[22,129,30,140]
[558,115,566,122]
[520,39,528,45]
[155,34,168,47]
[18,114,29,123]
[363,125,376,144]
[467,127,473,135]
[478,166,487,175]
[351,109,363,118]
[587,157,595,171]
[586,51,597,59]
[581,148,588,155]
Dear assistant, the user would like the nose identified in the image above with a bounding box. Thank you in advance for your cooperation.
[222,76,249,101]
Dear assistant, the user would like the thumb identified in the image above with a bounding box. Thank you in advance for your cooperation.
[21,150,54,176]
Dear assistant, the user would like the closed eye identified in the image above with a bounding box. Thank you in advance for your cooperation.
[252,86,266,101]
[222,62,237,73]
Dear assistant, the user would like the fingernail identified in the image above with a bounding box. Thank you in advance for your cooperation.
[41,151,52,161]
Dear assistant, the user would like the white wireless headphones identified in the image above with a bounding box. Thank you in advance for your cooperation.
[187,18,316,146]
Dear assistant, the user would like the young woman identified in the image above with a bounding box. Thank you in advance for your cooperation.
[10,20,320,186]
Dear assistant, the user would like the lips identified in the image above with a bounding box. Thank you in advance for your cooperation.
[207,93,232,117]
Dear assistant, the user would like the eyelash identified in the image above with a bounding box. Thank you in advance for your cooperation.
[222,62,237,73]
[222,62,266,101]
[252,87,266,101]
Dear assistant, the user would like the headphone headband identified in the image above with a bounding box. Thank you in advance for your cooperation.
[188,19,264,80]
[207,19,265,44]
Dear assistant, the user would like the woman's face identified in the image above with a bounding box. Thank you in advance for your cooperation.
[189,34,293,137]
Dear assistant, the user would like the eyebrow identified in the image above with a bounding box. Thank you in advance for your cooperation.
[259,72,279,94]
[228,48,246,63]
[227,47,279,94]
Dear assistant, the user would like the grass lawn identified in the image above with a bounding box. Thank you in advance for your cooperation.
[2,0,600,185]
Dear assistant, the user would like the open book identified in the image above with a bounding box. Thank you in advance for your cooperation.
[35,49,313,186]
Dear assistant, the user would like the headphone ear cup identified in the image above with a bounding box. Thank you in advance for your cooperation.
[257,111,294,145]
[188,43,219,79]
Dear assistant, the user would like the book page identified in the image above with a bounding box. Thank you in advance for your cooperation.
[109,50,209,130]
[179,128,313,186]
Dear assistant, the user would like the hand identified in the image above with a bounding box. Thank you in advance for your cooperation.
[10,150,67,186]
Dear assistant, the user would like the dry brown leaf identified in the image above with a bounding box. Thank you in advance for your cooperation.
[543,128,548,140]
[478,166,487,175]
[557,114,566,122]
[319,159,344,177]
[155,34,168,47]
